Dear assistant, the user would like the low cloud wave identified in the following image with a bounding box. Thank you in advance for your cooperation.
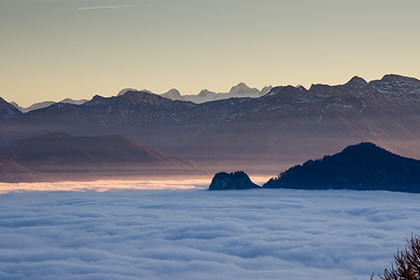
[0,186,419,279]
[0,179,210,193]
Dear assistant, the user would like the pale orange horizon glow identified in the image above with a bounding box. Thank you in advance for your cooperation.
[0,176,271,193]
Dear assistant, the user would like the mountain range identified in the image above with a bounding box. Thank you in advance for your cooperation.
[176,83,273,103]
[12,82,271,113]
[11,98,89,113]
[1,74,420,176]
[119,82,272,103]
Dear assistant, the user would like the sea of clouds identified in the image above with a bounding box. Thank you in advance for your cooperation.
[0,180,419,280]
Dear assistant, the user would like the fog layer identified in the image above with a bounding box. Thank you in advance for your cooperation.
[0,185,419,279]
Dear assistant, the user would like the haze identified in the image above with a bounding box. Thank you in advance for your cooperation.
[1,0,420,106]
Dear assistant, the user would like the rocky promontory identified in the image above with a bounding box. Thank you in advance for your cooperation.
[209,171,260,190]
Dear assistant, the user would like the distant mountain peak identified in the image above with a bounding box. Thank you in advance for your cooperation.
[161,88,185,101]
[118,88,138,96]
[261,85,274,95]
[346,76,368,87]
[229,82,260,96]
[166,88,181,94]
[230,82,249,91]
[236,82,248,87]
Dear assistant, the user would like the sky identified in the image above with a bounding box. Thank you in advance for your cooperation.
[1,0,420,106]
[0,186,419,279]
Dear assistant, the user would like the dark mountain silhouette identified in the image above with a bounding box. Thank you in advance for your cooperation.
[263,142,420,192]
[1,74,420,174]
[208,171,260,190]
[3,133,206,181]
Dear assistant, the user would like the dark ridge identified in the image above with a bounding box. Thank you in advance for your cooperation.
[263,142,420,193]
[380,74,420,83]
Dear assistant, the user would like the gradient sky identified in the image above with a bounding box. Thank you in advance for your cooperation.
[1,0,420,106]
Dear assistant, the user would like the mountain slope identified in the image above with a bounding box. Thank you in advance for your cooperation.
[0,155,46,183]
[264,142,420,192]
[5,133,206,180]
[0,97,22,119]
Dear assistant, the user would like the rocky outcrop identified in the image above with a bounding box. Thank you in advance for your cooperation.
[209,171,260,190]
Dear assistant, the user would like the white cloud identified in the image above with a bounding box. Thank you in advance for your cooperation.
[0,186,419,279]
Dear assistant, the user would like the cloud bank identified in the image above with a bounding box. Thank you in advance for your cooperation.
[0,186,419,279]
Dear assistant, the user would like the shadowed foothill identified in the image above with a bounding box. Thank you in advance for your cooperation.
[263,142,420,193]
[0,132,207,182]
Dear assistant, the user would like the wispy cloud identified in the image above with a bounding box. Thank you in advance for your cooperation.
[77,5,135,11]
[20,0,63,3]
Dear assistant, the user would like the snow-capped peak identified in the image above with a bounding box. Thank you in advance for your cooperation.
[118,88,137,96]
[59,98,89,105]
[160,89,185,101]
[117,88,154,96]
[181,83,271,103]
[228,82,260,96]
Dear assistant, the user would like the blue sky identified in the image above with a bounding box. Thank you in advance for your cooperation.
[1,0,420,106]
